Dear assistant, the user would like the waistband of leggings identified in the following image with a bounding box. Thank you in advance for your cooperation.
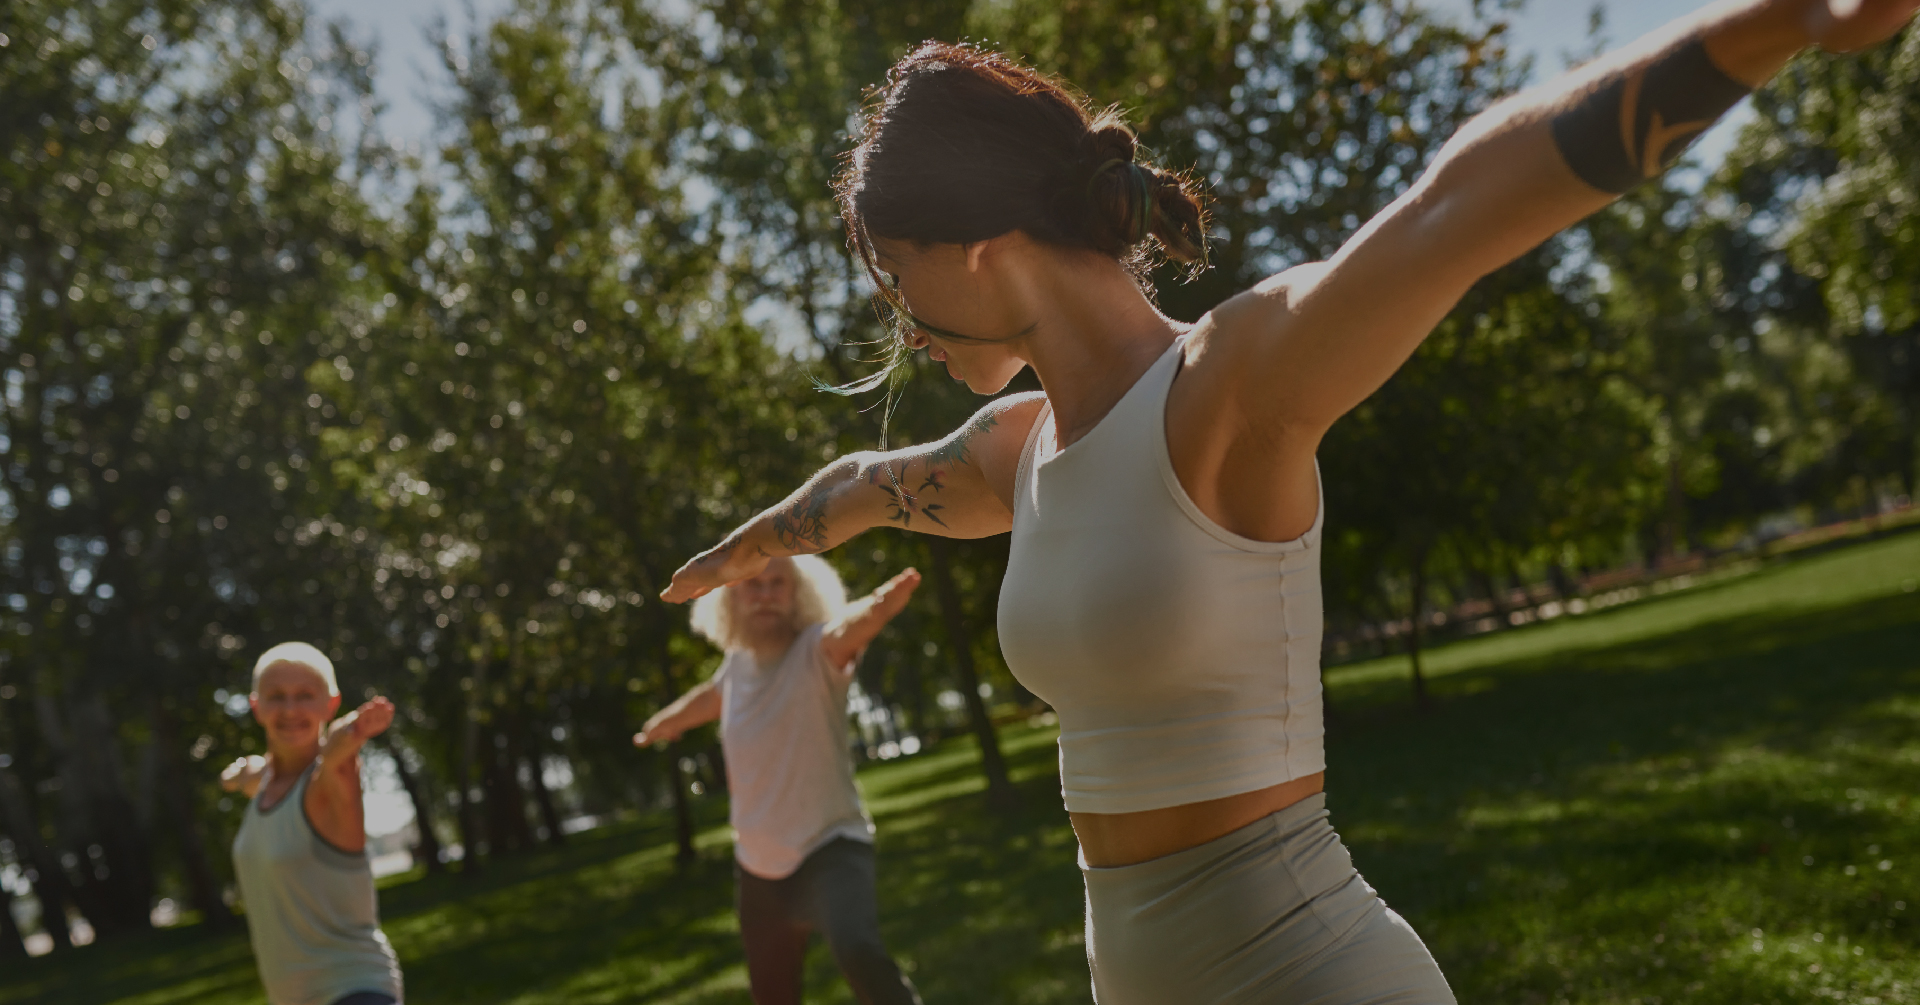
[1079,791,1329,878]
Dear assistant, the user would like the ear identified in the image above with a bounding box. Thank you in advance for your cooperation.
[327,694,342,718]
[965,239,988,273]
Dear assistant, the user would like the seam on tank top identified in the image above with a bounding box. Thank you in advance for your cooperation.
[1278,557,1293,772]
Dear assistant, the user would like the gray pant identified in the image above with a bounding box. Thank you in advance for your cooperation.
[735,838,922,1005]
[1083,793,1455,1004]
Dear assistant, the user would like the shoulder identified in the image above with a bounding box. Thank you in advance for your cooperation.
[950,391,1047,475]
[1185,263,1330,364]
[1177,262,1331,405]
[953,391,1047,449]
[801,623,854,679]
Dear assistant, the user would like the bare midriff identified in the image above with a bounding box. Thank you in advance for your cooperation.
[1071,772,1326,868]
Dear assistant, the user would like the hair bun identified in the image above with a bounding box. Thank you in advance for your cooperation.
[1083,121,1138,167]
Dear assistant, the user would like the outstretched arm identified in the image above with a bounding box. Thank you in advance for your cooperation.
[821,568,924,671]
[661,393,1044,603]
[1223,0,1918,438]
[219,755,267,798]
[634,681,722,747]
[303,697,395,852]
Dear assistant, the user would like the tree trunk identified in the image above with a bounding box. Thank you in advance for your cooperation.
[899,651,927,741]
[378,736,444,875]
[45,692,153,938]
[0,769,75,953]
[516,710,566,847]
[0,871,26,958]
[480,726,534,856]
[1474,567,1513,623]
[454,669,484,875]
[1408,552,1434,711]
[523,748,566,847]
[655,630,698,870]
[1661,449,1687,565]
[148,699,235,928]
[926,537,1018,811]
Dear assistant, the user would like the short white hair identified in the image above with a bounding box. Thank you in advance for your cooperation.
[252,642,339,696]
[689,555,848,652]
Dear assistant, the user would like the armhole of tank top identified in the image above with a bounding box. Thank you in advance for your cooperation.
[1013,399,1052,507]
[297,760,364,858]
[1306,457,1326,539]
[1154,369,1322,555]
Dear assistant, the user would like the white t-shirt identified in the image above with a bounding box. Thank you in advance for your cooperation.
[714,623,874,879]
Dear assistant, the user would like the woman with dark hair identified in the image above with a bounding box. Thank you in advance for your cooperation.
[662,3,1917,1001]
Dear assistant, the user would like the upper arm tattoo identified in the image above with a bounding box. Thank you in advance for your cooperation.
[926,409,999,469]
[1550,38,1751,194]
[874,409,1002,530]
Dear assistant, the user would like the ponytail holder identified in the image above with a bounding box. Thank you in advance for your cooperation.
[1087,158,1155,246]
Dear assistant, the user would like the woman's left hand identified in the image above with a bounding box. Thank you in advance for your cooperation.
[351,696,396,739]
[323,696,395,753]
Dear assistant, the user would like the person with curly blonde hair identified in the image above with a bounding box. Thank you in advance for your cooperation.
[638,556,925,1005]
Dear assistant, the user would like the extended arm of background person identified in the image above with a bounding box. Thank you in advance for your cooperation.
[634,681,722,747]
[219,755,268,799]
[820,568,924,674]
[660,393,1046,604]
[1221,0,1918,440]
[304,696,396,851]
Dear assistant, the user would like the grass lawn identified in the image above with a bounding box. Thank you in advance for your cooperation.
[10,530,1919,1005]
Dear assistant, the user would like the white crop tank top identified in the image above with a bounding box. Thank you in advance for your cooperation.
[996,336,1326,815]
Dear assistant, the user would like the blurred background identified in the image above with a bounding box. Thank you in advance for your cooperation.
[1,0,1915,994]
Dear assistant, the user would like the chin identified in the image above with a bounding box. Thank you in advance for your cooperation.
[967,369,1021,394]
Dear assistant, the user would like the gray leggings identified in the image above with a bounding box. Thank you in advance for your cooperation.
[1083,793,1455,1004]
[735,838,922,1005]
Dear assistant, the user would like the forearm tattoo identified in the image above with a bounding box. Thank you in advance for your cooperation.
[1550,38,1751,194]
[769,481,833,552]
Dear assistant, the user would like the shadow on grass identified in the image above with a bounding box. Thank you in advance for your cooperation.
[1332,590,1920,1004]
[854,732,1088,1005]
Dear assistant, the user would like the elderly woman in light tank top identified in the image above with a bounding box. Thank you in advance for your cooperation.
[660,3,1918,1001]
[220,643,404,1005]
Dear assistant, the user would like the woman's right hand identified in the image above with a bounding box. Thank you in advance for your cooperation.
[661,528,772,604]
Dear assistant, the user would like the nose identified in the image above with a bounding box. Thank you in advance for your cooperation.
[902,327,930,350]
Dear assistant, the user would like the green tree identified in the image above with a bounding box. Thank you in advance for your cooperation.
[1,0,393,941]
